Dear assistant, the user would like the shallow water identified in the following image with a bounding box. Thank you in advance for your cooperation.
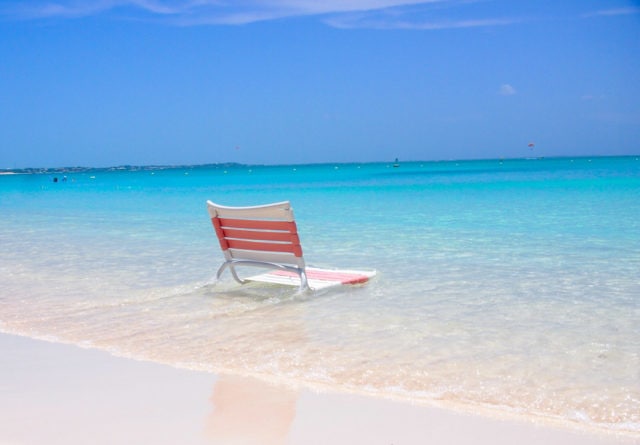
[1,157,639,435]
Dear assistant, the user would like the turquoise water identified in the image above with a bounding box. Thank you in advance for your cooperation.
[1,157,639,435]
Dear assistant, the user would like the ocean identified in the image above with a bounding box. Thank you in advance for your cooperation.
[1,156,639,435]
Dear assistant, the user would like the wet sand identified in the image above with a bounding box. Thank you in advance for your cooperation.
[0,333,637,445]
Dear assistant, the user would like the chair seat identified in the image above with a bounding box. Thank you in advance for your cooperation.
[246,267,377,291]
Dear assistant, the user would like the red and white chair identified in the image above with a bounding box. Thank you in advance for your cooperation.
[207,200,376,291]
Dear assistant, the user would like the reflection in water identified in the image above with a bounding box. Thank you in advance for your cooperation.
[205,375,298,445]
[203,286,308,444]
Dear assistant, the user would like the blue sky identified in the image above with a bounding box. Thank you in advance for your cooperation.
[1,1,639,168]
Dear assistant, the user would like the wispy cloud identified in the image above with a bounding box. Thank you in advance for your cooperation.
[326,15,518,30]
[1,0,180,19]
[1,0,522,30]
[581,7,640,19]
[1,0,438,22]
[499,84,516,96]
[581,94,607,101]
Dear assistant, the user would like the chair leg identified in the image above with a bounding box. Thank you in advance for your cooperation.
[216,262,246,285]
[229,265,246,284]
[215,262,229,282]
[299,269,310,292]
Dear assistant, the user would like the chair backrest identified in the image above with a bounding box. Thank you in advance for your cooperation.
[206,200,306,268]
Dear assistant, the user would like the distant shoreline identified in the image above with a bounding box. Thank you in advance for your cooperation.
[0,163,246,175]
[2,154,639,175]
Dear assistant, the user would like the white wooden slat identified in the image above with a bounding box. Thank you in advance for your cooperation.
[227,249,305,267]
[207,200,295,221]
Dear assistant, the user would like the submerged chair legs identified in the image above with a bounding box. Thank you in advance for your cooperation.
[215,260,310,292]
[299,269,309,292]
[215,262,246,285]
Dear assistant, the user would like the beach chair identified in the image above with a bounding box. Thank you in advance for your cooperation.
[207,200,376,291]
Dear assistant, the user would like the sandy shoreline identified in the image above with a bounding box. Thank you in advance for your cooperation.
[1,333,637,445]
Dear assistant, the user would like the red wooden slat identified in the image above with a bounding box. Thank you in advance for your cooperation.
[222,227,300,243]
[211,217,229,250]
[218,217,297,233]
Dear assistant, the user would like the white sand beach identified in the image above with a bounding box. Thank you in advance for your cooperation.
[1,333,637,445]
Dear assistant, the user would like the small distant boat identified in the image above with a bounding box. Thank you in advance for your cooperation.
[393,158,400,168]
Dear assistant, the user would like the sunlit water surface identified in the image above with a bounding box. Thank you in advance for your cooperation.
[1,157,639,435]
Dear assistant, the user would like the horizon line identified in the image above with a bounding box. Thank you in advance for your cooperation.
[3,154,638,174]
